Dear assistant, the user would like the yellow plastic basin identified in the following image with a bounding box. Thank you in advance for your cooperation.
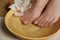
[5,10,60,40]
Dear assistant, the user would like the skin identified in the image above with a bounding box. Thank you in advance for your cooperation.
[34,0,60,27]
[20,0,49,24]
[9,0,60,27]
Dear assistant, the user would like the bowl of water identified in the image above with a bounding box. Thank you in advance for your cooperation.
[5,10,60,40]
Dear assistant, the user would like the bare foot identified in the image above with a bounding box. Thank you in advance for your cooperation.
[21,0,49,24]
[34,0,60,27]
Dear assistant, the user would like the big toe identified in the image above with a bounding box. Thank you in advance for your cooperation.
[21,16,36,24]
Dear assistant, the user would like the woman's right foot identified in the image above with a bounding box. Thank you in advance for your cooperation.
[34,0,60,27]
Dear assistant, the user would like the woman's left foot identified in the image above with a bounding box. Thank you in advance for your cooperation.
[34,0,60,27]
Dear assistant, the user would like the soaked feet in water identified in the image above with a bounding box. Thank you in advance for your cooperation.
[21,0,49,24]
[34,0,60,27]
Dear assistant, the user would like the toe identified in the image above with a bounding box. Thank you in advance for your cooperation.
[49,18,59,26]
[38,18,45,27]
[41,18,49,27]
[21,16,28,24]
[34,15,44,25]
[45,18,55,26]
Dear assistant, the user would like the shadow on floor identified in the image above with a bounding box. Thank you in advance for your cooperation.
[0,18,20,40]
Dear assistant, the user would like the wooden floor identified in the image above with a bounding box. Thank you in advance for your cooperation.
[0,0,10,17]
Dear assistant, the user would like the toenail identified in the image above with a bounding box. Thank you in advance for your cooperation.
[34,21,38,24]
[24,21,28,24]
